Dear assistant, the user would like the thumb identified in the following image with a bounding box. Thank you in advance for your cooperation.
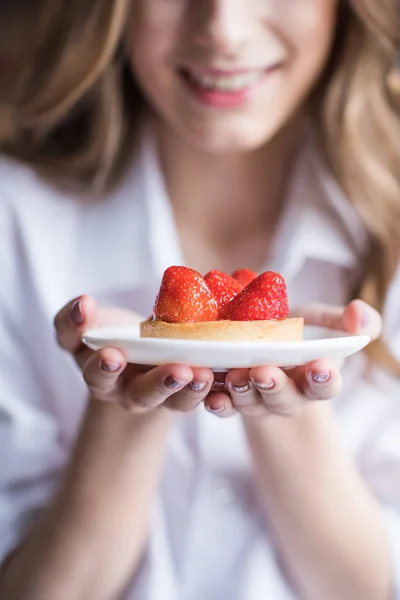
[290,300,382,341]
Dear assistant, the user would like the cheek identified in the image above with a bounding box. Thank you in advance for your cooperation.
[130,35,168,92]
[283,1,338,72]
[128,3,182,93]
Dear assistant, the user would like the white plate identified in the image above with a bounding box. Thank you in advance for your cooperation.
[82,325,370,370]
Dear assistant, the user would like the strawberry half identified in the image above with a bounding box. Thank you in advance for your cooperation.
[221,271,289,321]
[204,270,243,311]
[153,266,219,323]
[231,269,258,288]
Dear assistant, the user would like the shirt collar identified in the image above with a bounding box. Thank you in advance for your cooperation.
[269,140,369,280]
[136,127,369,283]
[140,128,185,281]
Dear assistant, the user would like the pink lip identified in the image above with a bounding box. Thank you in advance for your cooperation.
[179,66,280,109]
[186,81,263,108]
[184,66,265,76]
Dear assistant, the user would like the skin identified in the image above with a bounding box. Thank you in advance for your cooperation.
[129,0,338,153]
[128,0,338,274]
[0,1,393,599]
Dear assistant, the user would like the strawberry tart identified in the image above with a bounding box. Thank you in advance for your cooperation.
[140,266,303,342]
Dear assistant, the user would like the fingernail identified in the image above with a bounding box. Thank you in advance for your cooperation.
[230,382,251,393]
[70,298,83,325]
[311,372,330,384]
[101,361,121,373]
[189,381,208,392]
[360,309,369,330]
[206,405,225,414]
[165,376,186,389]
[212,381,226,391]
[252,379,275,390]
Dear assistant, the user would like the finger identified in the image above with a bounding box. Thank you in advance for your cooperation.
[124,364,194,412]
[342,300,382,340]
[55,295,101,369]
[290,303,344,328]
[96,307,145,327]
[250,366,302,416]
[166,367,214,412]
[293,359,342,401]
[290,300,382,340]
[82,347,127,401]
[204,392,237,418]
[54,295,98,354]
[225,369,267,418]
[211,372,228,393]
[55,297,145,371]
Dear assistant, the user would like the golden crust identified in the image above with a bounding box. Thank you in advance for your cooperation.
[140,318,304,342]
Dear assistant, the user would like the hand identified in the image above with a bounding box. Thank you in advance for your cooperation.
[203,300,382,419]
[54,295,214,413]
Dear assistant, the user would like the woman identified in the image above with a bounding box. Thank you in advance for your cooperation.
[0,1,399,599]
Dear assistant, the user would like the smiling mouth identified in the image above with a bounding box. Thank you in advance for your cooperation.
[179,65,281,93]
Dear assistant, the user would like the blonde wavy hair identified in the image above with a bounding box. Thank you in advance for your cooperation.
[0,0,400,372]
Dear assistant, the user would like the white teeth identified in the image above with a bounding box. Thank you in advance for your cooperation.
[188,71,262,92]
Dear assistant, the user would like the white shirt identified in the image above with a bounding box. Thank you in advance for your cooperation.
[0,131,400,600]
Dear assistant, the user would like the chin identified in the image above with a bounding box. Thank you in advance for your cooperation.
[179,119,280,155]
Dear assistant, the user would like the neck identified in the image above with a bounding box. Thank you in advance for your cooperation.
[155,114,305,273]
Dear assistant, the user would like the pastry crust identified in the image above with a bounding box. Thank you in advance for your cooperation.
[140,318,304,342]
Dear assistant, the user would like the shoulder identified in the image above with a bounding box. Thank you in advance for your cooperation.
[0,148,147,315]
[0,154,72,266]
[0,154,76,215]
[0,154,41,198]
[0,156,85,320]
[0,154,41,185]
[0,157,83,264]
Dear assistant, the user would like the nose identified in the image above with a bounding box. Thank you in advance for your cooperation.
[191,0,255,53]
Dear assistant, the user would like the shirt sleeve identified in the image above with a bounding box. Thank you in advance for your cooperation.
[381,507,400,599]
[356,274,400,599]
[360,388,400,600]
[0,188,68,566]
[0,305,66,564]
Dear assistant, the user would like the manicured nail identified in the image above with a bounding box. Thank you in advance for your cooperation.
[230,382,251,393]
[206,405,225,414]
[360,309,369,330]
[311,372,330,384]
[212,381,226,391]
[165,376,186,389]
[189,381,208,392]
[252,379,275,390]
[70,298,83,325]
[101,361,121,373]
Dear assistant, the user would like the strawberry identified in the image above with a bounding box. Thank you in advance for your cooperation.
[221,271,289,321]
[204,270,243,311]
[153,266,219,323]
[231,269,258,288]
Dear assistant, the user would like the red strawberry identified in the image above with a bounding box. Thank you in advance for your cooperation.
[204,270,243,311]
[154,266,219,323]
[231,269,258,288]
[222,271,289,321]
